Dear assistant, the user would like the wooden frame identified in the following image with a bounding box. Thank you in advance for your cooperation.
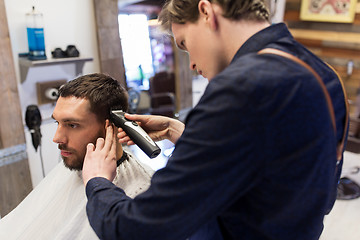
[300,0,357,23]
[0,0,33,216]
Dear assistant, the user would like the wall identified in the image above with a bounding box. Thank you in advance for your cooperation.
[4,0,100,186]
[4,0,100,79]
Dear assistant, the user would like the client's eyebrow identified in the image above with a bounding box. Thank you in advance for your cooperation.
[51,114,82,123]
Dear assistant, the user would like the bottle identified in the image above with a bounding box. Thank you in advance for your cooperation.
[26,6,46,60]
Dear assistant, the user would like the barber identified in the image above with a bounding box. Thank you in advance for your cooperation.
[82,0,348,239]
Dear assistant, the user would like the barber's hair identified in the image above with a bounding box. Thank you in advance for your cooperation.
[158,0,269,32]
[58,73,128,121]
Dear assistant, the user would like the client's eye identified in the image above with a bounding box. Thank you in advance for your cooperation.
[68,123,78,129]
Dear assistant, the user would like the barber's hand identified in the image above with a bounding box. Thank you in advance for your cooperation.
[82,125,117,186]
[117,113,185,144]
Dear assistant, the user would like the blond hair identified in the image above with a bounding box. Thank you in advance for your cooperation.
[158,0,270,32]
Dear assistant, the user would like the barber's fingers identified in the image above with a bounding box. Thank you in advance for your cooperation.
[87,126,115,159]
[86,142,95,153]
[103,125,114,149]
[124,113,148,123]
[84,138,105,163]
[109,129,117,159]
[102,125,117,161]
[96,137,106,149]
[117,128,135,145]
[117,127,126,137]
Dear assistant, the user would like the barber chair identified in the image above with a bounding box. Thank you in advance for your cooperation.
[148,71,177,118]
[128,88,140,114]
[127,71,177,118]
[127,88,152,115]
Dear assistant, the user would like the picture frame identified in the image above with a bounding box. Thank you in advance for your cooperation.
[300,0,358,23]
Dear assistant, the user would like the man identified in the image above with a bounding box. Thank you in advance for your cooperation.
[53,73,128,172]
[0,73,153,239]
[82,0,348,239]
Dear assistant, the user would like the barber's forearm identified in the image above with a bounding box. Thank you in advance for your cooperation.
[86,177,130,240]
[85,176,192,240]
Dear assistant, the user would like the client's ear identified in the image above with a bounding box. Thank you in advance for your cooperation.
[105,119,113,130]
[105,119,110,127]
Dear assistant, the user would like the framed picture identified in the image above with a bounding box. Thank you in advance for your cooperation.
[300,0,358,23]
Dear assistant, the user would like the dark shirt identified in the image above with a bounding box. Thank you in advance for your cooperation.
[85,23,347,240]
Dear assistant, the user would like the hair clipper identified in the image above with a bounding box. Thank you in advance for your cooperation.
[110,110,161,158]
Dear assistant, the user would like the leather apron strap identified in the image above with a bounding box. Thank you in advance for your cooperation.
[258,48,349,162]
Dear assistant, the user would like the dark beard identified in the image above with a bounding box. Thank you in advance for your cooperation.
[59,144,83,171]
[62,156,83,171]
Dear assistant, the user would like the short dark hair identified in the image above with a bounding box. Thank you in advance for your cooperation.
[58,73,128,121]
[158,0,270,32]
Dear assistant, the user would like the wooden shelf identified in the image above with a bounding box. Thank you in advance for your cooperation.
[289,28,360,45]
[18,57,93,83]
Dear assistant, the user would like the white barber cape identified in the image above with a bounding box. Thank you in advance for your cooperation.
[0,151,154,239]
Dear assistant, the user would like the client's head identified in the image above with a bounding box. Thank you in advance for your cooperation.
[52,73,128,171]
